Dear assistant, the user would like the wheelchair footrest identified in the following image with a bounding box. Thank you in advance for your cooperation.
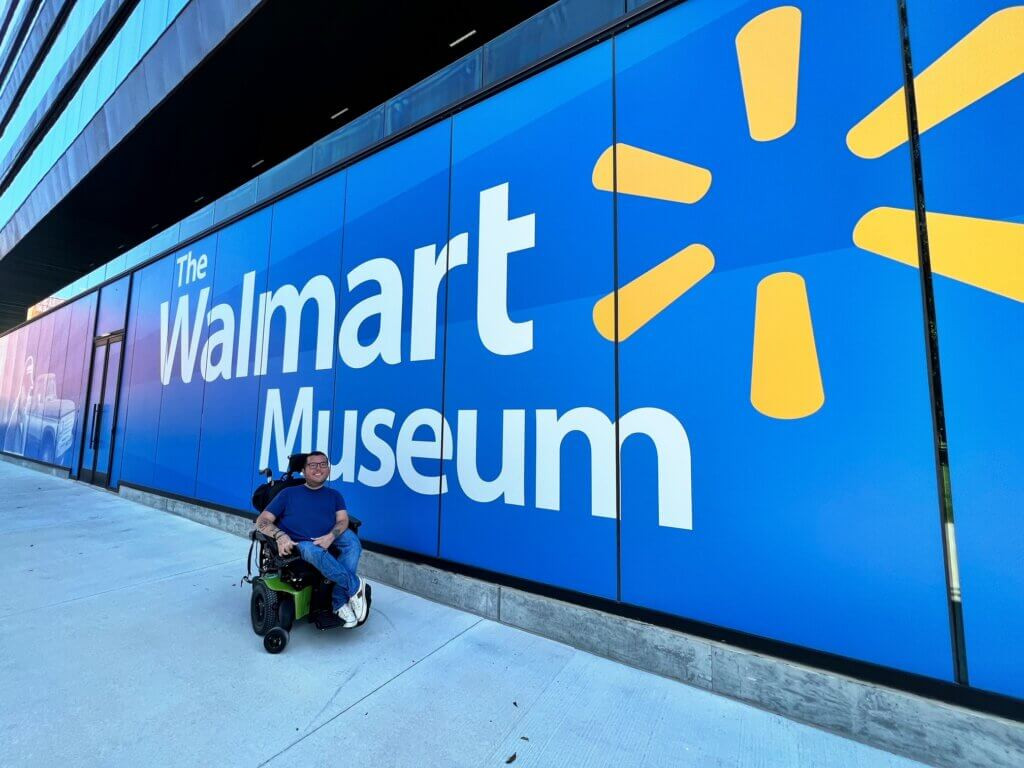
[314,612,344,630]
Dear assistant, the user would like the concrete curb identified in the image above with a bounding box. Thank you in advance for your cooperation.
[119,485,254,538]
[0,452,71,478]
[117,483,1024,768]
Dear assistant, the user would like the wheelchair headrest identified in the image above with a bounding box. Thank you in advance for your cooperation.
[287,452,308,474]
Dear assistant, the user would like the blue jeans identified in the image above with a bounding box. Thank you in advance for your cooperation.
[295,529,362,611]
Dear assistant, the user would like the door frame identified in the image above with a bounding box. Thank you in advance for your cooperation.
[78,332,125,487]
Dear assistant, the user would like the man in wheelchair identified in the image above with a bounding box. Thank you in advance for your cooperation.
[254,451,368,627]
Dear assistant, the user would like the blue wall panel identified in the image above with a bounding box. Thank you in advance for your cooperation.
[0,326,21,435]
[118,256,174,489]
[194,209,273,510]
[60,293,97,476]
[253,174,346,476]
[0,331,11,440]
[151,236,217,496]
[41,305,72,465]
[10,320,43,458]
[905,0,1024,698]
[22,312,55,462]
[613,0,952,678]
[441,44,617,598]
[0,325,28,453]
[329,120,451,555]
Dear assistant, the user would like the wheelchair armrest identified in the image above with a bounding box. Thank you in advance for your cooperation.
[252,530,302,565]
[252,525,360,563]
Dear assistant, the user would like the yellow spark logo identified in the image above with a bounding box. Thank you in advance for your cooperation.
[850,6,1024,304]
[592,4,1024,421]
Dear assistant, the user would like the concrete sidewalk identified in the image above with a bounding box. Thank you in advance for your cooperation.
[0,461,926,768]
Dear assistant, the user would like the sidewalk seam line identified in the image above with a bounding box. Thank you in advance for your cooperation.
[258,617,485,766]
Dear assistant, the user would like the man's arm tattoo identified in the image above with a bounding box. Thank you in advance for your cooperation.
[331,510,348,538]
[256,516,282,538]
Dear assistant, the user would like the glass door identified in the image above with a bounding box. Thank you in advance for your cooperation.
[79,335,123,486]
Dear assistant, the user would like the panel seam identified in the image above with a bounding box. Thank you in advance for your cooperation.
[437,118,455,558]
[610,38,622,604]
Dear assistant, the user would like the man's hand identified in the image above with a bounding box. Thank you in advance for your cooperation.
[276,533,296,556]
[312,532,335,550]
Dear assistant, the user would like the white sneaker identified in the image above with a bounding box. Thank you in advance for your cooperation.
[336,602,357,627]
[348,578,368,624]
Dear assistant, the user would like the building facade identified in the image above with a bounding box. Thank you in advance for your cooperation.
[0,0,1022,707]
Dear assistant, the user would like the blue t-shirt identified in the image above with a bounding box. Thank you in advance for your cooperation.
[266,485,346,540]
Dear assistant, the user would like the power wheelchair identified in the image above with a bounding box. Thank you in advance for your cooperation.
[244,453,371,654]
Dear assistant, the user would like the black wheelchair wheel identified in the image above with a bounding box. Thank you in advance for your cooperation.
[250,580,280,637]
[279,593,295,632]
[264,627,288,654]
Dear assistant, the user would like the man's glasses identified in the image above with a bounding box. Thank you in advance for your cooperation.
[306,461,329,470]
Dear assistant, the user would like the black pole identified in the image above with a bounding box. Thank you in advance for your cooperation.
[896,0,969,685]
